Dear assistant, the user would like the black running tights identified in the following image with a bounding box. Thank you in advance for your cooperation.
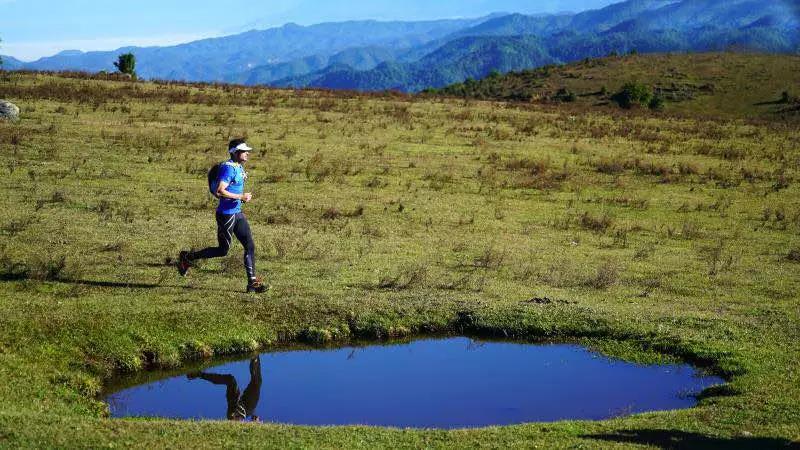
[188,212,256,281]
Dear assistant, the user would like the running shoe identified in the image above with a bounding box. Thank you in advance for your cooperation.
[247,277,270,293]
[177,251,192,276]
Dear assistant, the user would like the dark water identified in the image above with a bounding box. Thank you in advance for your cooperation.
[106,337,724,429]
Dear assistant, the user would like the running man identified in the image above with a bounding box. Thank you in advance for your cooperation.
[187,356,262,421]
[177,138,269,293]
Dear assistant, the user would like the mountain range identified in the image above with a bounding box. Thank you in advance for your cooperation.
[2,0,798,92]
[2,17,490,81]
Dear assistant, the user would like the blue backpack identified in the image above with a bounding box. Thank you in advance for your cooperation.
[207,162,223,198]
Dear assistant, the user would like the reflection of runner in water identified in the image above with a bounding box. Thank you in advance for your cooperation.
[187,357,262,421]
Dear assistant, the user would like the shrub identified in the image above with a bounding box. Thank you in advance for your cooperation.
[321,208,341,220]
[0,249,81,282]
[0,247,27,281]
[612,82,653,109]
[538,258,581,288]
[305,153,331,182]
[638,277,661,298]
[681,220,703,239]
[220,253,244,276]
[580,211,614,233]
[699,240,735,276]
[648,95,665,110]
[364,177,387,188]
[265,213,291,225]
[50,190,69,203]
[377,264,427,290]
[594,157,628,174]
[422,171,453,190]
[634,242,657,260]
[505,157,549,175]
[772,173,790,191]
[30,255,69,281]
[554,88,577,102]
[101,241,128,252]
[469,247,507,270]
[322,206,363,220]
[678,162,700,176]
[2,216,37,236]
[635,159,672,177]
[585,260,620,289]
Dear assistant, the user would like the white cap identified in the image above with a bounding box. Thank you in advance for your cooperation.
[229,142,253,153]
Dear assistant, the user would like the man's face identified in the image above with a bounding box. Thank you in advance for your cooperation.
[236,151,250,163]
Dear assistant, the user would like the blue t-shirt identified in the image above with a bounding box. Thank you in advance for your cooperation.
[216,160,246,214]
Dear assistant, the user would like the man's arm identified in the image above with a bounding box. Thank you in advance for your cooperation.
[216,181,252,202]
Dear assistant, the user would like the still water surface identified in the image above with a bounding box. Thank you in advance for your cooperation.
[106,337,724,428]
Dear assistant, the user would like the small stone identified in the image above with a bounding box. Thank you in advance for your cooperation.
[0,100,20,121]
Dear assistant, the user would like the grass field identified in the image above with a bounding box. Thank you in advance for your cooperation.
[0,56,799,448]
[431,53,800,120]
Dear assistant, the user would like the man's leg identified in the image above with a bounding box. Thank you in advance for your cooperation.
[187,372,241,419]
[241,357,262,418]
[232,214,269,292]
[232,213,257,282]
[186,213,235,263]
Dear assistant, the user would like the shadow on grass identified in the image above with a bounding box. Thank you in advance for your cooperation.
[64,279,227,292]
[584,429,799,449]
[0,275,220,292]
[64,279,165,289]
[0,273,28,282]
[753,99,786,106]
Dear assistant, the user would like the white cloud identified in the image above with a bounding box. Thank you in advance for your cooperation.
[2,32,221,61]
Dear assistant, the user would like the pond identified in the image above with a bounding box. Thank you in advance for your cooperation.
[105,337,725,429]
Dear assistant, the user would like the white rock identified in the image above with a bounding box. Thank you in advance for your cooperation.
[0,100,20,121]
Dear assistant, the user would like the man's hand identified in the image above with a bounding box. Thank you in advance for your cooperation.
[242,193,253,203]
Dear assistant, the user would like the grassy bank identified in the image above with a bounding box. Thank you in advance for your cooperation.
[0,67,798,448]
[429,53,800,119]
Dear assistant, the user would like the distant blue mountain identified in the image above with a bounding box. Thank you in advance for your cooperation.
[384,0,676,63]
[224,45,403,85]
[614,0,800,30]
[273,35,557,92]
[0,55,25,70]
[245,0,675,87]
[274,0,800,92]
[13,16,492,81]
[5,0,799,92]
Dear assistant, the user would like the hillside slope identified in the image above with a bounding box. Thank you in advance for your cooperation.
[429,52,800,119]
[0,70,798,447]
[226,46,401,85]
[273,35,557,92]
[274,0,799,92]
[386,1,676,64]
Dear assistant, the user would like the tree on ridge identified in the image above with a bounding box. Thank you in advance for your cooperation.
[114,53,137,78]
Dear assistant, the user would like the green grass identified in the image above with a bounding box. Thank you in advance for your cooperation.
[0,68,799,448]
[429,53,800,119]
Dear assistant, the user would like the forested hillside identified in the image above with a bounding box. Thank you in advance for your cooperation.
[427,53,800,119]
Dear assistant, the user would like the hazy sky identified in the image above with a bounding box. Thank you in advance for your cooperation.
[1,0,617,61]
